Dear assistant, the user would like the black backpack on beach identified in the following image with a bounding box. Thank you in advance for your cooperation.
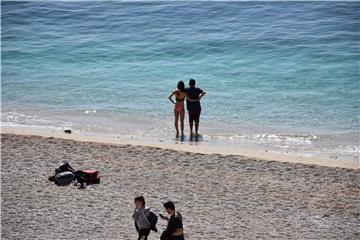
[147,211,158,232]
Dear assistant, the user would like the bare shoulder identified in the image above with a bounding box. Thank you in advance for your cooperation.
[169,90,177,96]
[174,89,182,95]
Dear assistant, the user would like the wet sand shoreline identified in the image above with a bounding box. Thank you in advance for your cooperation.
[1,133,359,239]
[2,126,358,170]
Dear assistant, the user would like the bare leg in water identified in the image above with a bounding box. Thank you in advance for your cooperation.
[189,119,194,137]
[195,121,199,135]
[180,109,185,138]
[174,109,180,138]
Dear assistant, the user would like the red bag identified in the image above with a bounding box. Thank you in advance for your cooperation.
[82,170,100,184]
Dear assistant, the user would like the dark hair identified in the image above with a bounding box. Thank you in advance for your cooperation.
[163,201,175,210]
[189,79,196,87]
[135,196,145,206]
[177,81,185,92]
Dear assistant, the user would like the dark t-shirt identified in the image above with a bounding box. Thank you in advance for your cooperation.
[184,87,203,111]
[160,212,184,240]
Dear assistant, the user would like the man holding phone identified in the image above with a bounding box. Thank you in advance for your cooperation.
[160,201,185,240]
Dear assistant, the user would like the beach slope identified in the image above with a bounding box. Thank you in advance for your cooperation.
[1,133,359,239]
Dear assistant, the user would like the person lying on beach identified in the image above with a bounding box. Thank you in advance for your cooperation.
[48,160,75,182]
[168,81,199,139]
[160,201,185,240]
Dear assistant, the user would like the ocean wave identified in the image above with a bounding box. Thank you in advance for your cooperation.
[1,111,73,130]
[2,1,359,157]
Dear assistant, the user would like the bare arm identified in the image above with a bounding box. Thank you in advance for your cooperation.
[159,213,169,221]
[199,91,206,100]
[168,91,176,104]
[185,93,199,102]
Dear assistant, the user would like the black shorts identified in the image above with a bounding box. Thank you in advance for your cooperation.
[188,109,201,122]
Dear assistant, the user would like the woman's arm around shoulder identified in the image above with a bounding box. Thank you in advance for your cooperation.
[184,93,199,102]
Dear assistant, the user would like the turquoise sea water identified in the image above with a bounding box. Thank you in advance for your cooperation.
[2,1,359,160]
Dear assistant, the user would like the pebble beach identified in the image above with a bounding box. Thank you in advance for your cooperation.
[1,133,359,240]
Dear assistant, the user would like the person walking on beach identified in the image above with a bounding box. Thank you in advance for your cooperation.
[184,79,206,138]
[168,81,198,139]
[160,201,185,240]
[133,196,154,240]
